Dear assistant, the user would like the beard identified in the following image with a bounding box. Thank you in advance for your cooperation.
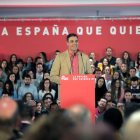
[25,83,30,86]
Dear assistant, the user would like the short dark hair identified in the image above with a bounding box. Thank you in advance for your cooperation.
[100,97,107,103]
[107,99,117,106]
[95,68,101,73]
[49,102,59,110]
[55,50,60,54]
[125,89,132,95]
[89,57,93,60]
[106,47,113,51]
[67,33,78,42]
[129,67,136,72]
[36,63,43,67]
[21,105,33,121]
[35,57,42,63]
[23,74,31,79]
[16,59,24,65]
[131,76,138,82]
[103,108,123,132]
[43,97,52,103]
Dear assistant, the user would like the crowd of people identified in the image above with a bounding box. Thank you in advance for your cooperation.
[0,35,140,139]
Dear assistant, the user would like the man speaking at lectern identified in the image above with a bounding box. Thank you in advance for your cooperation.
[50,33,92,99]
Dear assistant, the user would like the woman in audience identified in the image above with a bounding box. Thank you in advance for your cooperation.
[122,51,134,68]
[89,52,99,67]
[91,64,96,74]
[108,79,124,102]
[22,92,34,104]
[7,73,21,92]
[0,80,17,99]
[95,77,107,107]
[22,70,39,89]
[135,52,140,67]
[104,91,112,101]
[0,59,9,75]
[42,93,54,102]
[43,72,50,80]
[119,63,129,81]
[39,78,56,100]
[12,66,20,80]
[9,54,17,72]
[98,58,113,75]
[39,52,49,67]
[25,56,35,70]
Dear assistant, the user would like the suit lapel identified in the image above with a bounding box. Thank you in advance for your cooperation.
[78,52,83,74]
[65,50,72,74]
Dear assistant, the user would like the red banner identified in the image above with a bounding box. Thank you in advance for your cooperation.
[0,20,140,61]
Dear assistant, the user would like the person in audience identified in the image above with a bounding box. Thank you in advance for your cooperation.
[0,59,9,75]
[9,54,17,72]
[0,98,19,140]
[103,108,123,140]
[100,47,116,66]
[124,67,140,90]
[43,72,50,79]
[123,89,133,104]
[20,104,33,134]
[89,52,99,67]
[7,73,21,92]
[0,80,4,91]
[98,58,114,75]
[22,92,34,104]
[104,91,112,101]
[12,66,20,80]
[25,56,35,70]
[127,77,140,103]
[18,74,38,99]
[43,97,53,113]
[95,97,107,117]
[119,63,129,81]
[22,70,39,89]
[48,50,60,73]
[16,59,26,80]
[102,66,112,88]
[135,65,140,78]
[95,77,107,106]
[89,57,94,65]
[90,64,96,74]
[39,52,49,68]
[56,99,61,108]
[49,102,59,112]
[108,79,124,102]
[117,101,125,113]
[42,93,54,102]
[107,71,123,90]
[34,56,47,73]
[39,78,56,100]
[122,51,134,68]
[95,68,102,85]
[0,80,17,99]
[135,52,140,67]
[0,66,7,83]
[36,63,44,83]
[114,58,123,71]
[67,104,92,125]
[106,99,117,109]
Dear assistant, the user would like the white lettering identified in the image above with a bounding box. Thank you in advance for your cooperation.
[120,26,126,35]
[43,27,49,35]
[1,27,8,36]
[17,27,22,36]
[34,27,40,35]
[52,25,59,35]
[136,26,140,34]
[96,26,102,35]
[110,26,116,35]
[62,27,68,35]
[86,27,92,35]
[25,27,31,36]
[77,27,83,35]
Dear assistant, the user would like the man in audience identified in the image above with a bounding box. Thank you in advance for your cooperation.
[95,69,102,85]
[124,67,140,90]
[95,97,107,117]
[117,101,125,112]
[20,104,33,134]
[48,50,60,73]
[0,66,7,82]
[43,97,53,113]
[123,89,133,104]
[18,74,38,99]
[119,63,128,81]
[106,99,117,109]
[36,63,44,83]
[0,98,18,140]
[50,102,59,112]
[114,58,123,71]
[100,47,116,66]
[67,104,92,125]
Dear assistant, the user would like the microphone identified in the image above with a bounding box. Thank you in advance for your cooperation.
[80,53,86,74]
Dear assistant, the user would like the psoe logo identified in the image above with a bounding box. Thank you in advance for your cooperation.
[61,76,69,80]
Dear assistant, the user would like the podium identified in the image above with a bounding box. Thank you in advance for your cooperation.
[61,74,95,122]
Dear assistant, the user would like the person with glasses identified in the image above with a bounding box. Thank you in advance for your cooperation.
[106,99,117,109]
[22,92,34,104]
[95,97,107,117]
[104,91,112,101]
[117,101,125,112]
[108,79,124,102]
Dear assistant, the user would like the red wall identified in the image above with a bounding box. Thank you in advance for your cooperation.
[0,20,140,62]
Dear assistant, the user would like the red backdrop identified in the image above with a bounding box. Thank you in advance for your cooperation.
[0,20,140,62]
